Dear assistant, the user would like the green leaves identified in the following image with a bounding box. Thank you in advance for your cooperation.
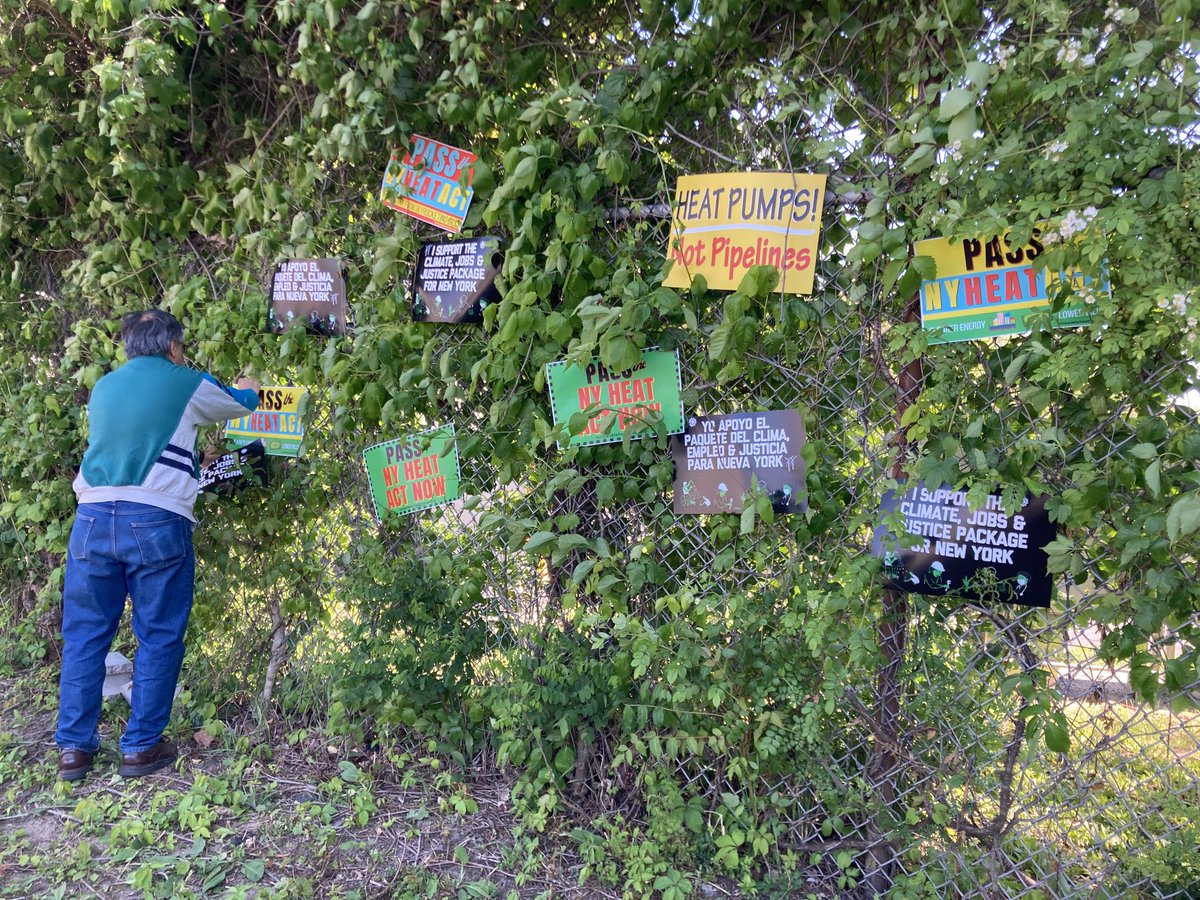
[964,60,991,88]
[1145,459,1161,497]
[241,859,266,883]
[524,531,556,554]
[3,4,1200,892]
[596,147,629,185]
[1122,39,1155,68]
[1044,715,1070,754]
[947,107,977,146]
[512,155,538,190]
[1166,494,1200,544]
[938,88,976,122]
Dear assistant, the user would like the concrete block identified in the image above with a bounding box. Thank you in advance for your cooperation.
[102,652,181,705]
[105,651,133,675]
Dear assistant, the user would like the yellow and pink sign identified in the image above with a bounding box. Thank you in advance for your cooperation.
[380,135,476,234]
[664,172,827,295]
[226,386,307,458]
[915,228,1103,343]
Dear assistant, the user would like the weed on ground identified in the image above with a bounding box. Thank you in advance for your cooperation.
[0,674,630,900]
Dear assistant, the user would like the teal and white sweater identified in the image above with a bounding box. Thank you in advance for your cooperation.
[72,355,259,521]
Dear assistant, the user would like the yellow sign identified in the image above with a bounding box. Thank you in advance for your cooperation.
[226,387,308,457]
[663,172,827,295]
[915,228,1100,344]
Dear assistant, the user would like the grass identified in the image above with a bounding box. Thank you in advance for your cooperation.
[4,658,1199,899]
[0,672,618,900]
[939,698,1200,897]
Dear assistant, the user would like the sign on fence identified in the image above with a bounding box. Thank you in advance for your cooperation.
[664,172,827,295]
[546,350,684,448]
[915,228,1104,344]
[363,425,461,520]
[268,258,347,335]
[872,483,1055,607]
[411,236,502,323]
[199,440,268,494]
[379,135,477,233]
[226,387,307,457]
[671,410,806,513]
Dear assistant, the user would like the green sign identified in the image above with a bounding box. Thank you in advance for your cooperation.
[362,424,460,520]
[546,350,684,448]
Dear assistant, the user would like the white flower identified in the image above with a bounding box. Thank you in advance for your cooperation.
[1155,292,1191,318]
[946,140,963,161]
[1056,207,1099,242]
[1044,139,1069,160]
[1057,39,1081,65]
[995,44,1016,71]
[1081,53,1096,67]
[1105,2,1137,25]
[936,171,950,185]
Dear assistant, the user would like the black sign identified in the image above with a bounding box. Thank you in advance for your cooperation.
[872,483,1056,608]
[411,236,502,323]
[269,258,347,336]
[670,410,806,514]
[199,441,269,495]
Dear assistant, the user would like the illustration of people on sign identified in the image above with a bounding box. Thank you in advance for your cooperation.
[1014,571,1030,599]
[925,561,951,591]
[883,550,920,587]
[717,482,733,510]
[302,310,340,337]
[768,482,794,513]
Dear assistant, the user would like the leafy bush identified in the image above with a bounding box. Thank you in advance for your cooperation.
[2,0,1199,895]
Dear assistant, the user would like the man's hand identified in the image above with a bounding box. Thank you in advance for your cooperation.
[235,376,261,393]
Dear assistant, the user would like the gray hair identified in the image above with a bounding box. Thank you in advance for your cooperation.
[121,310,183,359]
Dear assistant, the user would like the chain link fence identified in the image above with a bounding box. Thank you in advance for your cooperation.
[160,233,1198,898]
[3,31,1196,899]
[2,200,1193,897]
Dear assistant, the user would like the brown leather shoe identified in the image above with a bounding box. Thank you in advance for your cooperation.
[58,748,95,782]
[118,739,178,778]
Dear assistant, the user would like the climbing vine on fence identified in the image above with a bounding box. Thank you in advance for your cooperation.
[2,0,1199,893]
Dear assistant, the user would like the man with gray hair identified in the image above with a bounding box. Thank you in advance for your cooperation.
[56,310,260,781]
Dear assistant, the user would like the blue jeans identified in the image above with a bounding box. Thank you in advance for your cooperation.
[56,501,195,754]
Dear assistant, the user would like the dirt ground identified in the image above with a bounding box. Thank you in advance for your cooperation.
[0,674,651,900]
